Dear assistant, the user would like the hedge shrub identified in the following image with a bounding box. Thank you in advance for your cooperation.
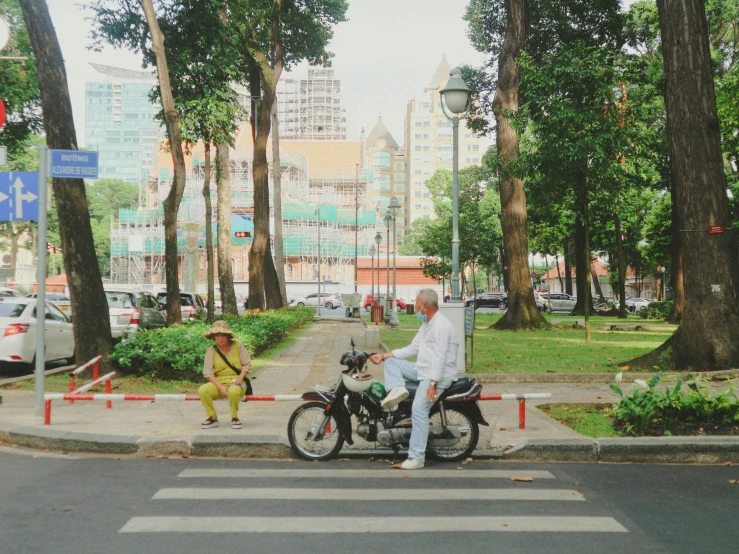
[638,300,673,320]
[111,307,314,381]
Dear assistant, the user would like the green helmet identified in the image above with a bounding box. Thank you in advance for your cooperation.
[364,381,386,402]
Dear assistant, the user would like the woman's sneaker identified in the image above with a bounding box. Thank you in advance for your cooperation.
[201,418,219,429]
[381,387,409,411]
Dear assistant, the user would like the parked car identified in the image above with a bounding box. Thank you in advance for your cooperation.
[464,292,508,311]
[156,291,205,323]
[106,290,166,338]
[291,292,343,309]
[26,292,72,319]
[0,298,74,368]
[363,294,407,312]
[0,287,22,298]
[625,298,653,313]
[539,293,578,314]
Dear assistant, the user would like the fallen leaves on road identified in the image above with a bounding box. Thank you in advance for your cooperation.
[729,480,739,484]
[145,455,156,458]
[499,427,507,431]
[499,523,509,527]
[462,457,474,465]
[597,396,606,399]
[511,476,534,482]
[721,461,733,466]
[457,467,464,470]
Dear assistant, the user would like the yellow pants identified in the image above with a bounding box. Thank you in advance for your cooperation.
[198,382,243,419]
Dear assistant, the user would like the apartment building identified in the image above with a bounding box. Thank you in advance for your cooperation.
[84,63,161,183]
[363,117,409,244]
[404,56,488,223]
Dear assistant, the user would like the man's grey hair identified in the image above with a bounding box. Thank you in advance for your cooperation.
[417,288,438,307]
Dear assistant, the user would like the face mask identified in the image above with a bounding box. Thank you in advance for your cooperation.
[417,310,427,324]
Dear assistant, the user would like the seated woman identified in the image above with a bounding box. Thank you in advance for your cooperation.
[198,320,251,429]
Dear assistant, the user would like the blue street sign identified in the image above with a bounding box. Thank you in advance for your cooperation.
[0,172,39,221]
[49,149,99,179]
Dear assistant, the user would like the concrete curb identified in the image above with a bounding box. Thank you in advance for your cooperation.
[3,424,739,463]
[475,368,739,384]
[504,436,739,463]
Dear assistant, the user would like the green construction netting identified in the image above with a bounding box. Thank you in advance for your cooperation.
[282,202,376,225]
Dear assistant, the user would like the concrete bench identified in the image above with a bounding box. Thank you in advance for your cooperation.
[604,323,650,331]
[551,318,584,326]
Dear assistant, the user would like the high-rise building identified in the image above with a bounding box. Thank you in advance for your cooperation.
[85,63,161,183]
[404,56,489,223]
[277,69,347,140]
[363,117,409,242]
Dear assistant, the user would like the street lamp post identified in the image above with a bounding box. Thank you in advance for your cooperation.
[660,266,666,300]
[374,231,383,307]
[354,164,359,294]
[439,67,472,303]
[383,211,392,323]
[315,208,321,316]
[369,244,376,307]
[388,196,401,328]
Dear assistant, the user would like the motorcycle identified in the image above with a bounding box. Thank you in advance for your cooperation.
[287,340,489,462]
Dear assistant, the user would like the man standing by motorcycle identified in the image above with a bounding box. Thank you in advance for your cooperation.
[369,288,459,469]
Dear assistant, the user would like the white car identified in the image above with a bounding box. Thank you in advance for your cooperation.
[626,298,653,313]
[290,292,343,309]
[0,287,23,298]
[539,293,578,314]
[0,297,75,368]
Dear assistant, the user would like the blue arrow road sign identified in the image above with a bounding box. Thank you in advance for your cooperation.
[0,172,39,222]
[50,149,99,179]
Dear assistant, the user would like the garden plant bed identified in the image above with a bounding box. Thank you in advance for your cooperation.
[539,402,739,438]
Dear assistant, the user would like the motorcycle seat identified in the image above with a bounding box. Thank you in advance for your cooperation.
[404,376,471,400]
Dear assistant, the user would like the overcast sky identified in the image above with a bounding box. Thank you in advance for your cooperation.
[47,0,486,147]
[46,0,634,147]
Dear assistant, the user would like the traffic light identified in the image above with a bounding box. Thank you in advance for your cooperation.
[234,231,250,238]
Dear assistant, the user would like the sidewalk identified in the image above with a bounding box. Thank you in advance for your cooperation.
[1,318,737,463]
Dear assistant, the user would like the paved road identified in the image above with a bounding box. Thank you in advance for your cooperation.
[1,450,736,553]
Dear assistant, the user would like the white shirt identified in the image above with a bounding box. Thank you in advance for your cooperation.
[391,310,459,382]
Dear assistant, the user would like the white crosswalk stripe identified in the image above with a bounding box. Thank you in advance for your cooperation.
[153,487,585,501]
[120,465,629,538]
[120,516,628,534]
[177,468,557,479]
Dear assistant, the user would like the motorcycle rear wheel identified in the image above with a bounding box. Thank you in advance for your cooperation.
[426,407,479,462]
[287,402,345,461]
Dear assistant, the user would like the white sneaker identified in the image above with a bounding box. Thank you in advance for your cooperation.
[399,458,424,470]
[381,387,409,411]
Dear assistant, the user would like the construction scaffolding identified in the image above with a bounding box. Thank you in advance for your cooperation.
[278,69,347,140]
[110,137,378,286]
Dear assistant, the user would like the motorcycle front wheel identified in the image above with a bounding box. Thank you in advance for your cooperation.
[287,402,345,461]
[426,407,479,462]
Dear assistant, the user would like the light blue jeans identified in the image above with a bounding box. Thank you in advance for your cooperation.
[384,358,452,462]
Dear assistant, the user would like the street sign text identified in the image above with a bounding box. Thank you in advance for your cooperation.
[50,149,99,179]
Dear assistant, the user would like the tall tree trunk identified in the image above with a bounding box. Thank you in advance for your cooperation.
[493,0,544,330]
[499,247,509,291]
[572,175,592,316]
[667,189,684,322]
[554,254,564,292]
[203,143,215,321]
[140,0,185,326]
[216,142,237,315]
[564,238,573,295]
[249,83,282,310]
[616,213,628,318]
[271,97,287,307]
[590,260,603,299]
[19,0,112,367]
[656,0,739,369]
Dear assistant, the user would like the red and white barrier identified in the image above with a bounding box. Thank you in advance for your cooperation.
[477,393,552,430]
[43,389,550,429]
[68,355,103,405]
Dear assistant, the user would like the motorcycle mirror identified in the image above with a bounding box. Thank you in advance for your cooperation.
[350,338,356,353]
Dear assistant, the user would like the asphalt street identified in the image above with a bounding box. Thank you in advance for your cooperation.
[1,449,737,554]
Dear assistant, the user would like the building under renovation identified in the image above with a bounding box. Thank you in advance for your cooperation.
[109,124,380,290]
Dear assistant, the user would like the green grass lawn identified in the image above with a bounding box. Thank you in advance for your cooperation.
[538,403,621,438]
[369,312,676,373]
[1,322,312,394]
